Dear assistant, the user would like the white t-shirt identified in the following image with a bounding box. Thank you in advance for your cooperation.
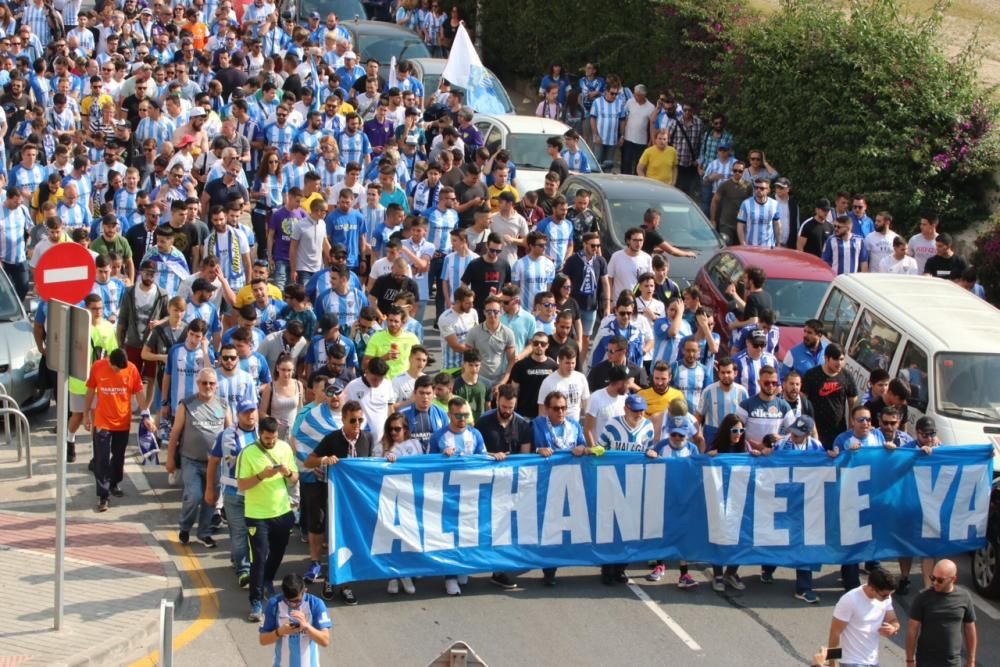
[623,99,656,145]
[537,370,591,421]
[879,254,919,275]
[391,373,420,405]
[832,586,894,665]
[607,250,652,298]
[907,234,938,274]
[344,376,396,446]
[177,273,225,311]
[586,388,626,440]
[290,217,328,272]
[864,231,898,273]
[370,256,410,282]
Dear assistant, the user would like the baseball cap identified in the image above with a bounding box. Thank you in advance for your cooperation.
[915,416,937,433]
[608,366,630,383]
[139,260,156,272]
[189,107,207,118]
[668,416,690,435]
[191,277,217,292]
[309,11,321,19]
[718,142,731,151]
[749,329,768,346]
[176,135,196,148]
[324,378,345,396]
[237,399,258,414]
[404,135,419,145]
[141,7,152,15]
[344,51,357,60]
[624,394,647,412]
[774,177,791,189]
[815,198,832,212]
[789,414,815,437]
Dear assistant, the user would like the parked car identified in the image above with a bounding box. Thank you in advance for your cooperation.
[695,247,835,352]
[559,173,723,288]
[0,268,46,413]
[408,58,514,115]
[291,0,366,23]
[474,114,602,194]
[341,19,431,71]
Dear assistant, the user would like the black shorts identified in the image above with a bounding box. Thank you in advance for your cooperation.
[300,482,328,534]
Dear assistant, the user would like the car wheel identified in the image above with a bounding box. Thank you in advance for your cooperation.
[972,538,1000,597]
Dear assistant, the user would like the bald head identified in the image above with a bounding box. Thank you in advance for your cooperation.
[931,558,958,591]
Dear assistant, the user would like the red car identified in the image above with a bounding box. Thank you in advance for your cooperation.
[694,247,835,354]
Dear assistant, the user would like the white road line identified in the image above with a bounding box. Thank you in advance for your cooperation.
[626,580,703,651]
[42,266,90,283]
[971,590,1000,620]
[125,460,152,493]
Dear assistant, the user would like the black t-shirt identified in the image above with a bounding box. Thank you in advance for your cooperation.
[924,254,968,281]
[168,221,204,268]
[642,228,665,255]
[121,94,148,130]
[865,396,909,429]
[475,409,533,454]
[909,587,976,667]
[312,429,374,459]
[454,180,487,227]
[587,360,647,392]
[798,216,834,257]
[744,290,773,320]
[204,178,249,209]
[534,189,559,216]
[126,223,158,265]
[563,251,607,311]
[547,333,584,372]
[370,274,420,314]
[549,158,569,185]
[509,356,558,418]
[801,366,858,446]
[461,257,511,318]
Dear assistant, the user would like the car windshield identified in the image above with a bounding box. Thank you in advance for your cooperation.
[0,272,22,321]
[766,279,830,326]
[297,0,365,20]
[506,133,599,171]
[357,34,430,67]
[935,352,1000,422]
[607,199,720,249]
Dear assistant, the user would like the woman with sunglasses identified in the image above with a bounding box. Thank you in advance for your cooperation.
[260,354,303,441]
[705,413,750,592]
[550,273,584,345]
[381,413,423,595]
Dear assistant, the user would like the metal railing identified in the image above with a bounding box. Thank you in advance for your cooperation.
[0,384,32,478]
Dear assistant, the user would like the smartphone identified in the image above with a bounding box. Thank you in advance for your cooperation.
[825,647,842,661]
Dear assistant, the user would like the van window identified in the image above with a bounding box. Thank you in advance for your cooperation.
[708,253,741,293]
[935,352,1000,422]
[819,288,859,349]
[847,309,901,373]
[898,342,929,411]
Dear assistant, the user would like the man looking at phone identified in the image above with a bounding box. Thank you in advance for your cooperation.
[827,567,900,667]
[259,573,331,664]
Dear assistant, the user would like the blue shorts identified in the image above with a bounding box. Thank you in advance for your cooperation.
[580,309,598,337]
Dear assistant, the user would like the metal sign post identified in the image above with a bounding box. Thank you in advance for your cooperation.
[46,300,91,631]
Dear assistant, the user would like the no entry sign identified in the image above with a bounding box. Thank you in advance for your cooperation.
[34,243,97,304]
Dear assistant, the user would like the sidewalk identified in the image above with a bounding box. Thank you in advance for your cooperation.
[0,413,183,667]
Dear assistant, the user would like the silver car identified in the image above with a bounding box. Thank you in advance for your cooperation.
[0,268,46,413]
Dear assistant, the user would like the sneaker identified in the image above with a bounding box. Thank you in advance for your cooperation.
[614,570,629,584]
[238,573,250,589]
[490,573,516,590]
[110,486,124,498]
[445,578,461,596]
[760,571,774,584]
[601,571,614,586]
[457,575,468,585]
[795,590,819,604]
[264,581,276,599]
[724,573,746,591]
[178,530,190,545]
[647,564,666,582]
[677,573,699,589]
[340,586,358,605]
[67,443,76,463]
[197,536,217,549]
[321,581,335,601]
[543,574,557,587]
[97,498,109,513]
[247,601,263,623]
[87,458,94,472]
[304,562,322,583]
[400,577,416,594]
[712,577,725,592]
[210,512,223,529]
[896,578,911,595]
[387,578,400,595]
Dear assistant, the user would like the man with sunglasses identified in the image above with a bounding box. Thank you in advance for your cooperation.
[259,573,331,661]
[828,567,900,667]
[735,364,795,451]
[737,177,781,248]
[896,416,942,595]
[460,232,511,320]
[509,332,558,420]
[904,558,977,667]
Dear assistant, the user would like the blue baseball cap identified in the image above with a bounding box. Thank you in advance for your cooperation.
[624,394,647,412]
[237,399,258,414]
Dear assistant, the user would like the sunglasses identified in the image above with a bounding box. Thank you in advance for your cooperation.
[485,247,500,254]
[855,416,872,423]
[484,309,501,315]
[221,355,238,361]
[549,405,567,412]
[346,417,363,424]
[880,420,898,426]
[198,381,217,386]
[761,380,779,387]
[617,310,633,316]
[449,413,467,420]
[732,169,745,174]
[928,575,951,584]
[532,340,548,346]
[919,430,937,437]
[388,426,404,433]
[730,427,745,435]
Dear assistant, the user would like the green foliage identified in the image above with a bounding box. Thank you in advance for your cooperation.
[970,216,1000,305]
[712,0,1000,233]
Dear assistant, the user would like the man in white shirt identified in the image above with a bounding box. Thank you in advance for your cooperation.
[344,357,395,445]
[583,366,629,448]
[289,199,331,285]
[864,211,899,273]
[827,567,901,667]
[621,84,656,176]
[607,227,652,300]
[907,213,939,274]
[538,346,590,421]
[880,235,919,275]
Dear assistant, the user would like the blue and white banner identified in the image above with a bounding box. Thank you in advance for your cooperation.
[326,447,993,584]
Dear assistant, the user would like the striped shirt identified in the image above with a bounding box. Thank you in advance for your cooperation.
[441,250,478,293]
[135,117,176,151]
[512,255,556,310]
[670,361,708,410]
[437,308,479,370]
[215,369,255,422]
[702,157,736,193]
[141,248,190,295]
[314,286,368,328]
[698,382,749,436]
[589,96,626,145]
[733,351,779,396]
[238,351,272,394]
[260,594,332,667]
[281,162,311,192]
[822,234,869,275]
[183,300,223,337]
[254,175,284,210]
[22,4,50,45]
[561,149,592,173]
[164,342,213,413]
[210,425,257,496]
[577,75,605,109]
[425,207,459,253]
[255,298,286,335]
[597,415,656,452]
[737,196,781,247]
[536,216,573,268]
[114,189,141,226]
[359,203,385,245]
[337,130,371,166]
[428,425,486,455]
[0,203,30,263]
[90,278,126,320]
[401,238,435,300]
[10,163,46,198]
[261,123,296,158]
[652,317,691,367]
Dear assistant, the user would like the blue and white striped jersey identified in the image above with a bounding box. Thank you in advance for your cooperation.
[822,234,869,275]
[425,207,459,253]
[114,189,141,225]
[135,117,176,151]
[292,403,343,483]
[314,286,368,328]
[512,255,556,310]
[589,96,626,145]
[670,361,708,410]
[653,438,699,458]
[577,75,605,109]
[324,208,364,268]
[183,300,222,337]
[0,203,30,263]
[254,175,284,209]
[437,308,479,371]
[733,350,779,396]
[598,415,656,452]
[281,162,311,192]
[428,425,486,456]
[337,130,371,165]
[261,123,296,158]
[164,343,214,413]
[698,381,749,432]
[9,163,46,197]
[401,238,435,300]
[652,317,692,366]
[57,201,91,230]
[441,250,478,292]
[141,248,190,296]
[359,202,385,246]
[736,196,781,247]
[732,325,780,356]
[90,278,126,321]
[215,369,255,423]
[775,434,825,452]
[536,216,573,268]
[256,298,286,335]
[260,594,332,667]
[702,157,736,193]
[561,149,592,173]
[239,351,272,393]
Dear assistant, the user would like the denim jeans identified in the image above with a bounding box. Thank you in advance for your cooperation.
[429,253,446,320]
[761,565,814,593]
[223,493,250,575]
[179,456,214,540]
[247,511,295,604]
[596,144,617,172]
[272,260,290,290]
[296,270,315,287]
[2,261,28,300]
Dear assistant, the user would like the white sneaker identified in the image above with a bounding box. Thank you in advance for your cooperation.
[445,578,461,596]
[387,578,400,595]
[457,575,469,585]
[401,577,416,594]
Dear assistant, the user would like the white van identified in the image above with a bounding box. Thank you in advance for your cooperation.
[816,273,1000,460]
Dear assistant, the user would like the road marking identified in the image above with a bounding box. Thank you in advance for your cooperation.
[42,266,90,283]
[626,580,703,651]
[126,468,219,667]
[971,591,1000,620]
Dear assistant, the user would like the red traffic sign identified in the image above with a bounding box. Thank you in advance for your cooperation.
[34,243,97,304]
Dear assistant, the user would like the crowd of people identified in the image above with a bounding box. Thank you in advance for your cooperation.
[0,0,986,663]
